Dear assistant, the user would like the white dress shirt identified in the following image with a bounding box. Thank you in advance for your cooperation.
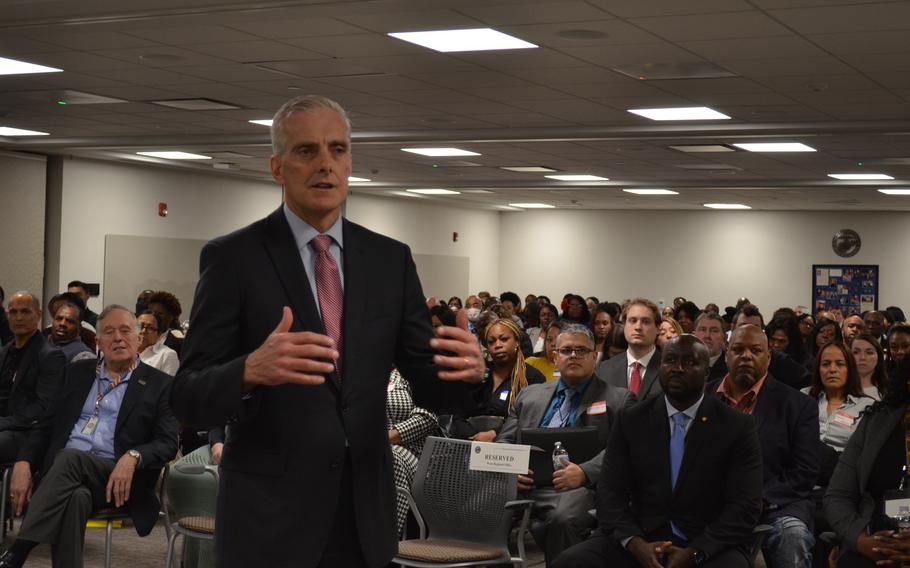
[625,347,656,389]
[140,334,180,376]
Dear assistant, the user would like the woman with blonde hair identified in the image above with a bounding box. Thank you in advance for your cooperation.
[657,316,683,350]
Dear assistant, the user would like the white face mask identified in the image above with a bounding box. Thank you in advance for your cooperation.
[466,307,481,322]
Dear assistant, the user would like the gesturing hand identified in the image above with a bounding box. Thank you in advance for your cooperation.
[243,307,338,390]
[431,310,485,383]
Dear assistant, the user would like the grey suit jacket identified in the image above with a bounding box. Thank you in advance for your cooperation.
[496,375,635,485]
[824,403,902,551]
[595,349,662,400]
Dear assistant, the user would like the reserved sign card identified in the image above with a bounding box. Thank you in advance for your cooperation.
[469,441,531,474]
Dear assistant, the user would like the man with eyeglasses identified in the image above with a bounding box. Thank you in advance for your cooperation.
[497,323,635,564]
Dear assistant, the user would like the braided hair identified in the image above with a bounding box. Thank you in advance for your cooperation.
[484,317,529,410]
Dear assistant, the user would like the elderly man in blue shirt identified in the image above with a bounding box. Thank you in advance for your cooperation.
[0,305,178,568]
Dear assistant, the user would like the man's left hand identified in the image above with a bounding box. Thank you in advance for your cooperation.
[106,452,139,508]
[663,546,697,568]
[552,458,586,491]
[431,316,485,383]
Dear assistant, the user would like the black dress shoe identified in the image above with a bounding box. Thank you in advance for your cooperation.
[0,550,23,568]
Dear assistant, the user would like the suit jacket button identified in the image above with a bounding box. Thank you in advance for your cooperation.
[330,462,340,469]
[342,404,350,412]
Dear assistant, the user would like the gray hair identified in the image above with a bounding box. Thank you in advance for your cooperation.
[694,311,724,329]
[98,304,137,325]
[11,291,40,312]
[556,323,595,349]
[270,95,352,155]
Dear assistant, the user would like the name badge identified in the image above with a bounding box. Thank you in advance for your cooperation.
[499,390,509,401]
[588,401,607,415]
[885,497,910,519]
[832,412,856,427]
[469,441,531,474]
[82,415,99,436]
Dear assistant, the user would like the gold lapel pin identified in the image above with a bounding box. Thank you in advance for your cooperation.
[138,379,147,386]
[701,416,707,422]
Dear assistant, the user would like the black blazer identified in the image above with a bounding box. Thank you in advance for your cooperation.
[598,394,763,560]
[594,349,662,400]
[0,333,65,442]
[708,374,819,527]
[22,359,178,536]
[173,208,469,568]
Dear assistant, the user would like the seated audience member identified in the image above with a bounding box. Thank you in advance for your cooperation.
[44,294,97,353]
[464,294,483,336]
[694,312,728,383]
[657,316,682,350]
[523,302,542,349]
[734,305,811,389]
[146,290,185,356]
[850,333,888,400]
[824,363,910,568]
[585,296,599,316]
[673,301,700,333]
[428,304,456,329]
[458,318,545,441]
[553,335,763,568]
[0,292,65,464]
[602,325,629,361]
[134,289,154,316]
[47,301,94,363]
[498,324,634,564]
[595,298,662,400]
[447,296,462,310]
[1,305,178,568]
[798,314,816,349]
[861,311,886,344]
[661,305,675,321]
[591,304,614,355]
[0,286,13,346]
[842,314,865,345]
[562,295,591,326]
[887,323,910,370]
[387,368,440,537]
[65,281,98,329]
[499,291,525,328]
[537,295,551,306]
[704,302,720,314]
[527,321,563,382]
[534,304,559,352]
[809,319,844,363]
[137,310,179,376]
[766,314,811,369]
[711,325,820,568]
[884,306,906,328]
[801,342,874,486]
[525,294,538,307]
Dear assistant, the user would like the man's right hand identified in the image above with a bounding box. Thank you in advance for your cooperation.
[9,461,32,516]
[517,470,534,492]
[627,536,672,568]
[210,442,224,465]
[243,307,338,390]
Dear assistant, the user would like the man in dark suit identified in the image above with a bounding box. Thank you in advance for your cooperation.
[497,323,635,564]
[0,305,178,568]
[0,292,66,464]
[171,95,486,568]
[595,297,662,400]
[731,304,810,389]
[694,312,727,383]
[553,334,764,568]
[709,325,819,568]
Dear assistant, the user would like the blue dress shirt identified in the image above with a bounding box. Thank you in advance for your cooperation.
[66,361,135,459]
[539,377,593,428]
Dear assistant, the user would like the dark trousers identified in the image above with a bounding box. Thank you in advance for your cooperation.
[316,451,367,568]
[527,486,595,564]
[836,550,876,568]
[18,448,116,568]
[551,532,752,568]
[0,430,25,464]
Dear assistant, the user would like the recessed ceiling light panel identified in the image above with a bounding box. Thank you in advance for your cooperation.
[388,28,537,53]
[733,142,816,152]
[704,203,751,210]
[348,176,372,182]
[669,145,734,153]
[151,98,241,111]
[623,189,678,195]
[500,166,558,173]
[406,189,460,195]
[249,119,273,126]
[509,203,555,209]
[628,107,731,121]
[878,189,910,195]
[829,173,894,180]
[0,56,62,75]
[545,174,609,181]
[137,151,212,160]
[0,127,49,136]
[402,147,480,157]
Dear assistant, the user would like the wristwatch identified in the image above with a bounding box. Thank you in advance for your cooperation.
[693,549,707,566]
[127,449,141,464]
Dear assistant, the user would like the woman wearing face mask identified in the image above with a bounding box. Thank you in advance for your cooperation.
[851,332,888,400]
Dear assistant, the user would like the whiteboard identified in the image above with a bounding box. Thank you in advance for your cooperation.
[103,234,207,318]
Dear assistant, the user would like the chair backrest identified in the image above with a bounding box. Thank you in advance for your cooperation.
[412,437,517,549]
[163,445,218,523]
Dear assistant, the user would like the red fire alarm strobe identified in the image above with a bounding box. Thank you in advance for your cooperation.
[158,202,168,217]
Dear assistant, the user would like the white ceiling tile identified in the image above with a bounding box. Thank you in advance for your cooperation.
[19,51,136,72]
[454,48,592,70]
[187,41,326,63]
[177,64,295,82]
[807,30,910,55]
[679,36,829,61]
[717,56,855,78]
[26,31,158,51]
[336,9,483,33]
[99,67,208,87]
[316,74,438,92]
[560,43,704,66]
[498,19,661,47]
[839,53,910,73]
[285,34,427,59]
[462,85,579,102]
[586,0,754,18]
[459,2,610,25]
[769,3,910,34]
[756,73,881,92]
[123,25,263,45]
[504,66,631,84]
[92,46,231,67]
[630,11,794,41]
[223,17,364,39]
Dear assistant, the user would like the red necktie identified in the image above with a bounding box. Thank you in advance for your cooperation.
[311,235,344,377]
[629,361,642,395]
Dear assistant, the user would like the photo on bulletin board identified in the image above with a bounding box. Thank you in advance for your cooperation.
[812,264,879,317]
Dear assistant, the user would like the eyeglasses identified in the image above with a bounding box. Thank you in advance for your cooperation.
[138,324,158,332]
[556,346,594,357]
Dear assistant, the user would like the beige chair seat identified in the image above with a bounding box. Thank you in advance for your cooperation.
[177,515,215,534]
[397,539,504,563]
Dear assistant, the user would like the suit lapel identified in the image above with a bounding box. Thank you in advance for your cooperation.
[750,377,774,432]
[261,208,340,392]
[651,398,672,493]
[115,363,149,432]
[340,220,367,391]
[574,377,604,424]
[522,381,557,428]
[640,353,661,397]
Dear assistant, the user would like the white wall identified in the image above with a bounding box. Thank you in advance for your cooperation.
[346,192,501,298]
[499,209,910,314]
[55,157,282,312]
[0,151,47,302]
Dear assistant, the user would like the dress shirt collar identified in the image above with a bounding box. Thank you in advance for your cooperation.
[665,392,704,424]
[283,202,344,251]
[555,375,593,397]
[626,347,656,370]
[709,352,722,368]
[716,372,768,414]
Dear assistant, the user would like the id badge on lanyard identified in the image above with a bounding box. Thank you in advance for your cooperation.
[82,378,122,436]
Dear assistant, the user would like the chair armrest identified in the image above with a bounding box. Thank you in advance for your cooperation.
[173,463,219,484]
[396,486,426,540]
[504,500,534,510]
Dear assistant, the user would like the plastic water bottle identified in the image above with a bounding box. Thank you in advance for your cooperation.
[552,441,569,470]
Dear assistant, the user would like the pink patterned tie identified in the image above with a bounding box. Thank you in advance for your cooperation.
[311,235,343,378]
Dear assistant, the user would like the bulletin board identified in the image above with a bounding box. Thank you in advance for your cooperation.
[812,264,879,317]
